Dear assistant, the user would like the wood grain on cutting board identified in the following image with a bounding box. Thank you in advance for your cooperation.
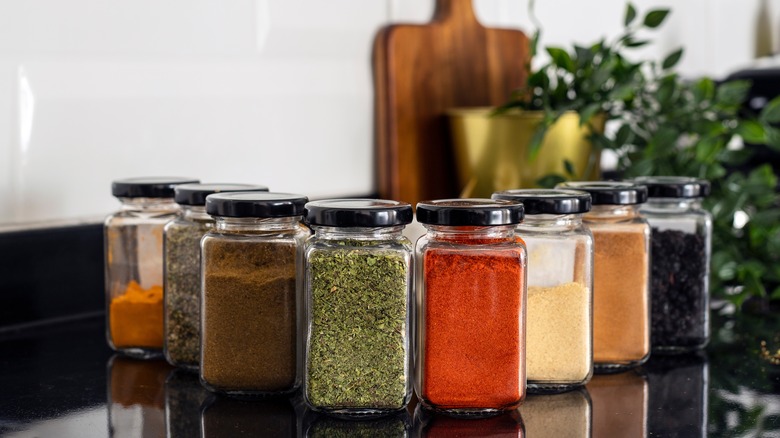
[374,0,530,206]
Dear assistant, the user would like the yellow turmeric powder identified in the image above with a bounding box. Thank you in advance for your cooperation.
[110,281,164,348]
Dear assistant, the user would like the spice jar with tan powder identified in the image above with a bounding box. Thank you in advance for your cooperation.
[415,199,527,415]
[493,189,593,393]
[635,176,712,353]
[200,192,309,396]
[558,181,650,372]
[105,177,199,359]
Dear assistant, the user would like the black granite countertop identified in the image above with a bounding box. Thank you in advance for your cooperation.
[1,307,779,437]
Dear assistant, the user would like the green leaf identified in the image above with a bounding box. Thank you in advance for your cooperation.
[530,29,541,58]
[695,137,722,163]
[627,158,655,176]
[528,124,549,161]
[716,80,751,106]
[643,9,670,28]
[661,48,684,70]
[615,124,633,145]
[623,38,650,48]
[546,47,575,72]
[771,286,780,300]
[737,120,766,144]
[625,3,637,26]
[766,127,780,151]
[536,174,567,188]
[760,95,780,123]
[579,103,601,125]
[693,77,715,102]
[563,159,576,177]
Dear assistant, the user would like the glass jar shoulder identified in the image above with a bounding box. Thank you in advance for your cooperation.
[516,224,593,243]
[203,225,310,247]
[583,215,649,235]
[415,235,527,261]
[164,216,213,234]
[106,209,179,227]
[306,235,413,261]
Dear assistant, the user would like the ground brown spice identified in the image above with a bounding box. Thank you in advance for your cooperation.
[591,229,650,365]
[201,238,297,392]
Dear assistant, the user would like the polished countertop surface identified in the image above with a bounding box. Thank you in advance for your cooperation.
[1,306,779,437]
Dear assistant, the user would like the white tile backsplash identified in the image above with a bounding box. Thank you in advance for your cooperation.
[0,0,774,225]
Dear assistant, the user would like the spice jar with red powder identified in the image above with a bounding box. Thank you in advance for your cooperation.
[492,189,594,393]
[558,181,651,372]
[415,199,527,415]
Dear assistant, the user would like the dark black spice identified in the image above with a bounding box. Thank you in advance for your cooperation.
[650,228,707,350]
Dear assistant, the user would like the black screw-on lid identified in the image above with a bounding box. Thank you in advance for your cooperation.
[205,192,308,218]
[174,183,269,206]
[305,199,413,227]
[633,176,711,198]
[112,177,200,198]
[492,189,592,215]
[416,199,524,226]
[556,181,648,205]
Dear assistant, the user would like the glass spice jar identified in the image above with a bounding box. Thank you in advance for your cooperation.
[415,199,527,415]
[303,199,414,416]
[200,192,309,397]
[105,177,199,359]
[163,183,268,370]
[634,176,712,353]
[557,181,650,372]
[492,189,594,393]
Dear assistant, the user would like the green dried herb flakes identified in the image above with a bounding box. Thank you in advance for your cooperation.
[306,246,409,409]
[164,219,211,367]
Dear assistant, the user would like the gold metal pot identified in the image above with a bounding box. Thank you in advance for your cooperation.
[448,108,604,198]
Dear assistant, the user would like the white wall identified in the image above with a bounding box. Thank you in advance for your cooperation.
[1,0,778,226]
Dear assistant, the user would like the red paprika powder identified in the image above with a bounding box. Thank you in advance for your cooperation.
[415,199,527,414]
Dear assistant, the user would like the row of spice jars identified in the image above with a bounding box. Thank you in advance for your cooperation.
[104,176,711,416]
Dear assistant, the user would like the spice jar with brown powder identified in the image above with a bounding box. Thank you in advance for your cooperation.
[105,177,199,359]
[163,183,268,371]
[558,181,650,372]
[200,192,309,396]
[493,189,593,393]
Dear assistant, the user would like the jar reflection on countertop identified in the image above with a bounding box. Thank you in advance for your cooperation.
[164,368,210,438]
[645,353,708,437]
[557,181,651,372]
[635,176,712,353]
[108,355,172,438]
[414,404,524,437]
[105,177,199,359]
[163,183,268,371]
[200,192,310,397]
[200,394,298,438]
[305,408,411,437]
[493,189,594,393]
[521,389,591,438]
[587,370,648,438]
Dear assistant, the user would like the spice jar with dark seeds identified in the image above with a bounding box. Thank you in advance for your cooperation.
[303,199,414,416]
[492,189,594,393]
[105,177,199,359]
[200,192,309,397]
[557,182,650,373]
[415,199,527,415]
[163,183,268,370]
[635,176,712,353]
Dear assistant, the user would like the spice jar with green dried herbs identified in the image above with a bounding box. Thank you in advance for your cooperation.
[303,199,414,415]
[200,192,309,397]
[493,189,594,393]
[163,183,268,370]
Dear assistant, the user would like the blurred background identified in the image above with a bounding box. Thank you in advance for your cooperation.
[0,0,778,227]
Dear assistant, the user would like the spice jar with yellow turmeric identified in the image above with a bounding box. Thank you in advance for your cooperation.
[558,181,650,372]
[493,189,594,393]
[105,177,198,359]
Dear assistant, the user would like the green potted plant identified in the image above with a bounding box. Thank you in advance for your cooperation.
[488,2,780,307]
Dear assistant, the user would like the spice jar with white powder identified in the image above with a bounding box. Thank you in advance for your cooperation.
[493,189,594,393]
[557,181,650,372]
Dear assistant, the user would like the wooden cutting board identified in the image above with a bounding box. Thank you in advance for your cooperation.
[373,0,530,206]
